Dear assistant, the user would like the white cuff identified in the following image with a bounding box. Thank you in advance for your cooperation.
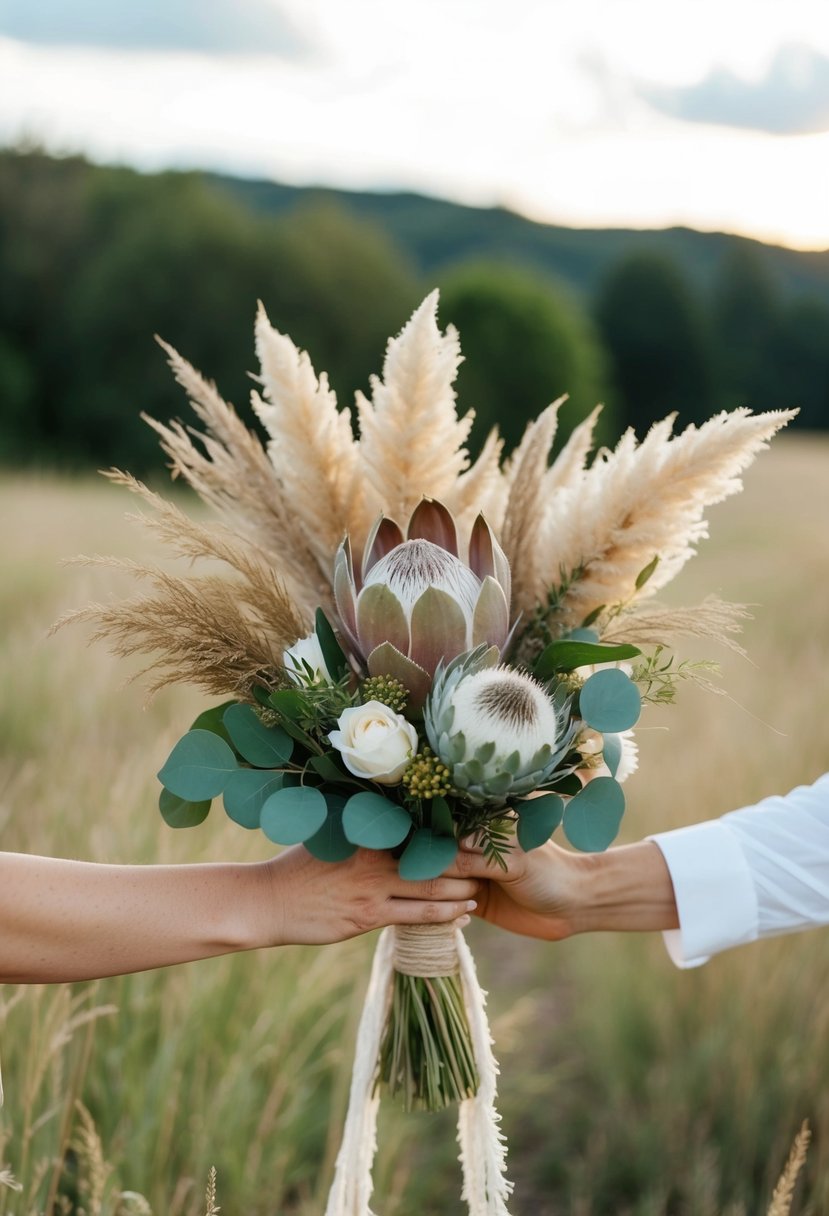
[649,820,759,968]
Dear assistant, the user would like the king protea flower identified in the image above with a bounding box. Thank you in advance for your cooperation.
[424,646,578,806]
[334,499,511,710]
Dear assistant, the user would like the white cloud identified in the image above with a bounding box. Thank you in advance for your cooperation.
[0,0,309,57]
[639,43,829,134]
[1,0,828,249]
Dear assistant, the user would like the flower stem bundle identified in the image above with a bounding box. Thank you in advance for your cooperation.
[379,969,478,1112]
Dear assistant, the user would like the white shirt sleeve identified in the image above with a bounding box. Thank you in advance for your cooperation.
[649,772,829,968]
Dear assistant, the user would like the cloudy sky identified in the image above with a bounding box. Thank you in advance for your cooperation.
[1,0,828,249]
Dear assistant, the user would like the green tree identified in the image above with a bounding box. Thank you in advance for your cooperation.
[773,297,829,429]
[0,150,420,470]
[438,262,612,457]
[711,246,785,413]
[594,251,716,434]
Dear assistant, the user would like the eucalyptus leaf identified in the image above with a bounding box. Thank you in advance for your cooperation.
[158,788,211,829]
[315,607,349,680]
[579,669,642,733]
[516,794,564,851]
[223,768,285,830]
[260,786,328,845]
[398,829,459,881]
[304,806,358,862]
[342,792,412,849]
[157,730,237,801]
[190,701,236,747]
[223,703,293,767]
[563,777,625,852]
[601,733,623,779]
[534,639,641,680]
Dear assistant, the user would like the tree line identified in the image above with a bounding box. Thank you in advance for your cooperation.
[1,147,827,473]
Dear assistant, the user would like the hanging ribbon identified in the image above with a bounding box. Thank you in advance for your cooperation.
[325,925,513,1216]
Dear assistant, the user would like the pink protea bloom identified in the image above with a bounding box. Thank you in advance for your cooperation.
[334,499,511,710]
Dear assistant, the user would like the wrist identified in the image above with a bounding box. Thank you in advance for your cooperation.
[211,860,287,952]
[562,843,680,936]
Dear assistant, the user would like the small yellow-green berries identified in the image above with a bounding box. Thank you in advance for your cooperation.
[360,675,408,714]
[402,747,453,799]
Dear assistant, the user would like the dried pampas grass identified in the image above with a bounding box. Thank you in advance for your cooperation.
[66,291,794,698]
[766,1121,810,1216]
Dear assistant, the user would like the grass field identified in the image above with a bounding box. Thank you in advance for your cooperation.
[1,434,828,1215]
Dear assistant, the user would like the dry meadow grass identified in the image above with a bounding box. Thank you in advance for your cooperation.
[0,435,827,1214]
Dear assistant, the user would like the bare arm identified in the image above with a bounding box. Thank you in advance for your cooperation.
[452,839,679,941]
[0,849,478,984]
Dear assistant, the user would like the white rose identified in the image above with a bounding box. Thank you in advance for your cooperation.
[284,632,332,685]
[328,701,419,784]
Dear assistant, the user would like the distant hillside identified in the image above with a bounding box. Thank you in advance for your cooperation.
[208,173,829,305]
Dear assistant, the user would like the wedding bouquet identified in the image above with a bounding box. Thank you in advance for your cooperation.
[66,291,793,1214]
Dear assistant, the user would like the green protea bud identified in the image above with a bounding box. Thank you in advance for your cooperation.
[360,674,409,714]
[401,746,453,799]
[424,646,579,807]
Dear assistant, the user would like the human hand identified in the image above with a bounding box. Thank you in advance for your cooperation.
[449,836,679,941]
[449,839,583,941]
[259,846,480,947]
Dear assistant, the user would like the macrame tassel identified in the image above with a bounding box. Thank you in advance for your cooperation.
[324,927,395,1216]
[456,930,513,1215]
[324,924,513,1216]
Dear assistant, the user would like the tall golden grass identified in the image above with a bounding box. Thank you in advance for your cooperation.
[1,436,827,1214]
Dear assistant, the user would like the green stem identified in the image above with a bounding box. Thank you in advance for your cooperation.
[376,972,479,1113]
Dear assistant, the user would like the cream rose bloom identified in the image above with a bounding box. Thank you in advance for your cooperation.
[284,632,332,685]
[328,701,418,784]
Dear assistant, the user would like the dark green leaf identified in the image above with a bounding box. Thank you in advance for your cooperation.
[548,772,583,797]
[260,786,328,845]
[315,607,349,680]
[516,794,564,850]
[635,555,660,590]
[535,639,642,680]
[266,689,318,749]
[223,703,293,767]
[429,796,455,837]
[304,806,358,862]
[342,792,412,849]
[579,669,642,732]
[398,829,459,880]
[579,609,604,629]
[157,730,237,801]
[222,768,285,830]
[158,788,211,829]
[190,701,236,747]
[563,777,625,852]
[268,688,306,721]
[309,753,360,784]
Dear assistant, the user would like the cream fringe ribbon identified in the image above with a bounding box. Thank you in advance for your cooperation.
[324,923,513,1216]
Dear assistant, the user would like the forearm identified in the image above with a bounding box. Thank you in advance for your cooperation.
[565,842,680,936]
[0,852,276,984]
